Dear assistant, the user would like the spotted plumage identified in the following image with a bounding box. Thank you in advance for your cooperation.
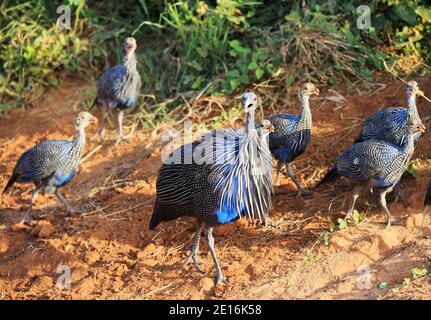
[95,37,141,141]
[355,81,423,146]
[330,120,425,227]
[2,112,98,224]
[149,93,274,284]
[266,83,319,196]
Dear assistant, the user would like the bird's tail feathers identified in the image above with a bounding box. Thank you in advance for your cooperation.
[315,166,340,189]
[2,174,16,195]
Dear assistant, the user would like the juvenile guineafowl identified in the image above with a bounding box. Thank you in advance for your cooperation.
[94,37,141,142]
[149,93,274,284]
[326,119,425,228]
[355,81,423,146]
[267,83,319,196]
[316,81,424,194]
[2,112,98,224]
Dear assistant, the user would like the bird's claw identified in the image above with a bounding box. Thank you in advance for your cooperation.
[215,273,228,286]
[297,189,312,197]
[183,254,204,273]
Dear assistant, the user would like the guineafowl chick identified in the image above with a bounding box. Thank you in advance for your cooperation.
[329,119,425,228]
[267,83,319,196]
[94,37,141,142]
[2,112,98,224]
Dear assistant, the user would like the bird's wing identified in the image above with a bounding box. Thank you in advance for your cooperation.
[13,140,72,182]
[97,65,127,101]
[337,140,399,180]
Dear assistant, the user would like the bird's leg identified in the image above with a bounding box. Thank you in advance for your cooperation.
[93,107,107,142]
[379,187,399,228]
[20,188,39,225]
[345,185,360,221]
[55,189,81,215]
[116,110,125,143]
[205,225,227,286]
[273,160,284,186]
[286,163,311,197]
[183,224,204,273]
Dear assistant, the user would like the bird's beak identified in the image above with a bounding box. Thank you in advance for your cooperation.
[91,116,98,125]
[420,124,426,133]
[269,125,275,133]
[312,87,320,96]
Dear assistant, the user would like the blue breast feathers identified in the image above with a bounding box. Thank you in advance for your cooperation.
[214,176,245,224]
[54,170,76,187]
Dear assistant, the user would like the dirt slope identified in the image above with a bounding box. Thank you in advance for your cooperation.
[0,76,430,300]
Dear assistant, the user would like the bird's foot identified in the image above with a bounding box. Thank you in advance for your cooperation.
[215,272,228,286]
[183,253,204,273]
[385,217,402,229]
[65,207,83,216]
[19,210,33,225]
[297,188,312,197]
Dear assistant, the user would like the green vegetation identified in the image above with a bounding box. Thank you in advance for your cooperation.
[1,0,431,123]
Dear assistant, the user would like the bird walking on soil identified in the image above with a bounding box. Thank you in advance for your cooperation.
[94,37,141,142]
[2,112,98,224]
[149,92,274,284]
[319,119,425,228]
[316,81,424,204]
[266,83,319,196]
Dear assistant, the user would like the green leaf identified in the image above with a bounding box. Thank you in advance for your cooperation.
[329,222,336,232]
[323,232,329,246]
[229,79,240,91]
[247,61,258,70]
[379,282,388,289]
[255,68,264,80]
[191,76,203,89]
[407,161,417,177]
[411,268,427,279]
[229,40,241,49]
[337,218,347,230]
[416,6,431,23]
[352,210,362,224]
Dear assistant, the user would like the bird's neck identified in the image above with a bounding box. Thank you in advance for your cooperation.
[123,51,137,75]
[407,93,419,119]
[73,125,87,154]
[299,94,312,127]
[245,110,255,132]
[402,132,416,155]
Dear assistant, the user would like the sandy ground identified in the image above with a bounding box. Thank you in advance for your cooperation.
[0,76,431,300]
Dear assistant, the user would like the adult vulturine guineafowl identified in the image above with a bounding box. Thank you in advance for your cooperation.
[149,93,274,284]
[2,112,98,224]
[316,81,424,192]
[325,119,425,228]
[94,37,141,142]
[267,83,319,196]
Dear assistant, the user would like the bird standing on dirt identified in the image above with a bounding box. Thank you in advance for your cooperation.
[322,119,425,228]
[316,81,424,201]
[149,93,274,285]
[2,112,98,224]
[94,37,141,142]
[266,83,319,196]
[355,81,423,146]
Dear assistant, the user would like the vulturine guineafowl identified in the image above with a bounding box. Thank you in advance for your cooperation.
[149,93,274,284]
[316,81,424,201]
[355,81,423,146]
[266,83,319,196]
[2,112,98,224]
[94,37,141,142]
[323,119,425,228]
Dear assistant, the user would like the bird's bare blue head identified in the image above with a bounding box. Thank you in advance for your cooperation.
[242,92,258,113]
